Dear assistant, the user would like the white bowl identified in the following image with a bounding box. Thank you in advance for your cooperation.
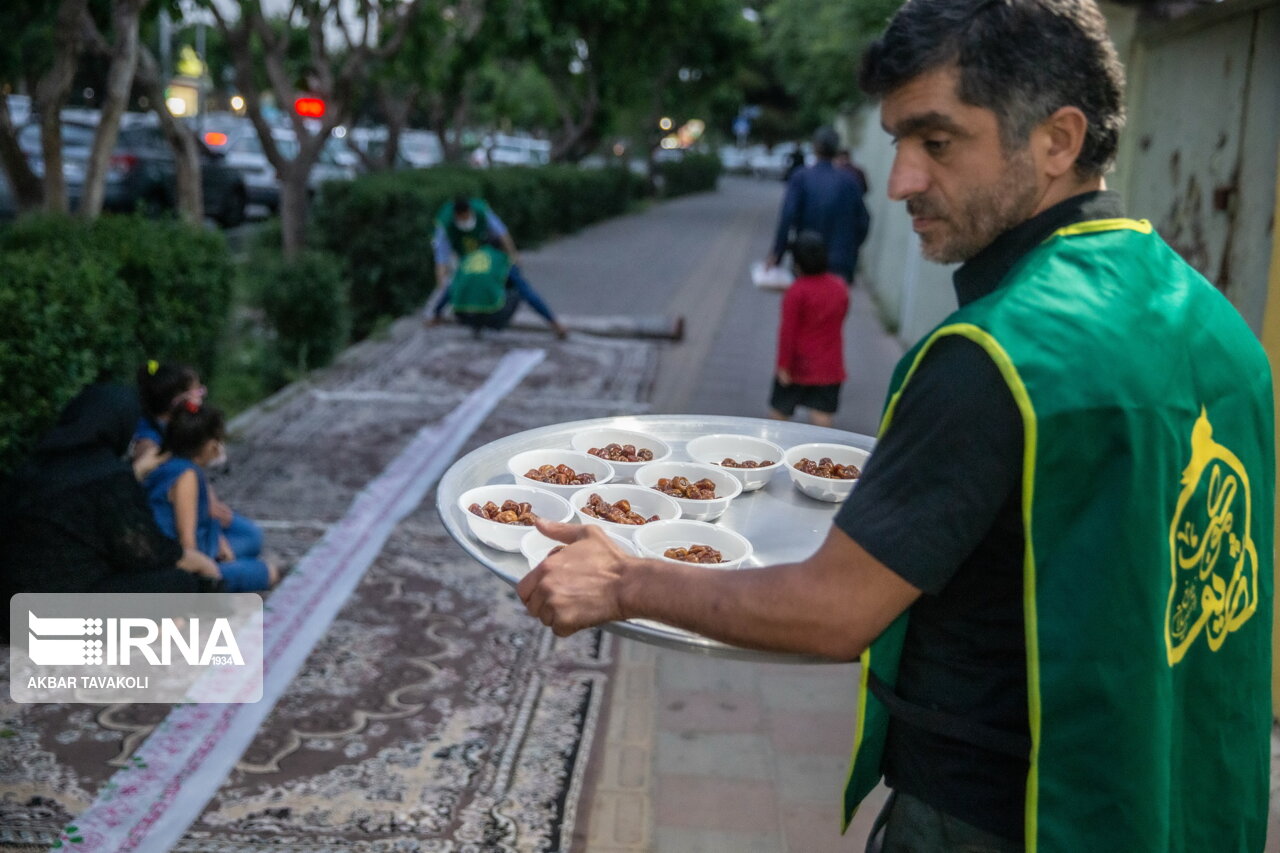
[632,519,754,570]
[520,528,636,571]
[632,460,743,522]
[569,428,672,480]
[507,448,615,497]
[569,484,682,540]
[685,433,785,493]
[457,485,574,552]
[782,442,870,503]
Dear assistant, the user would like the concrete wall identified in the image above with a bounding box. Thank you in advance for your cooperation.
[850,0,1279,342]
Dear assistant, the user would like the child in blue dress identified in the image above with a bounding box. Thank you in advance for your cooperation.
[143,402,278,592]
[134,360,265,564]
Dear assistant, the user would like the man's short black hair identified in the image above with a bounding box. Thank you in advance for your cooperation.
[453,194,472,216]
[860,0,1125,178]
[792,231,829,276]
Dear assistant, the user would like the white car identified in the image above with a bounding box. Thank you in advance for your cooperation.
[473,133,551,168]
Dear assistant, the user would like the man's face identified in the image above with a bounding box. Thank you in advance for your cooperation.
[880,66,1044,263]
[455,211,477,231]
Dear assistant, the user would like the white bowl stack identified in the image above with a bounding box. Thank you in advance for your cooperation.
[570,427,672,481]
[685,433,785,493]
[569,483,682,540]
[632,459,743,522]
[457,484,575,552]
[632,519,754,569]
[782,442,870,503]
[507,448,615,498]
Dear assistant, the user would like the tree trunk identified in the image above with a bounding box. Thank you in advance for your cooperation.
[136,45,202,223]
[80,0,145,219]
[34,0,89,214]
[278,166,310,259]
[0,99,43,212]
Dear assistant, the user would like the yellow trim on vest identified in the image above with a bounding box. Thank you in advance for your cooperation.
[1047,217,1152,240]
[841,646,873,832]
[860,323,1044,851]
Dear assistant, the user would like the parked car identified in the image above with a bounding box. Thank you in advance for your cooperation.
[270,128,358,196]
[472,133,551,168]
[345,126,444,170]
[195,114,279,213]
[16,119,248,226]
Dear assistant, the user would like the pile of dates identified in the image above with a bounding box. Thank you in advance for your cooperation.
[793,457,861,480]
[654,476,718,500]
[523,463,597,485]
[469,500,538,525]
[579,493,659,525]
[720,457,774,469]
[662,544,725,564]
[589,443,654,463]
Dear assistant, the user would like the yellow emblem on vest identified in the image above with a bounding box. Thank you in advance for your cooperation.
[461,251,492,274]
[1165,408,1258,665]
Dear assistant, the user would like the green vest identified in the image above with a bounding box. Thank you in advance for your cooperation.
[450,245,511,314]
[843,219,1274,851]
[438,198,492,259]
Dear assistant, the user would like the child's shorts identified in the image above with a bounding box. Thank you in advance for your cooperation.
[770,380,841,416]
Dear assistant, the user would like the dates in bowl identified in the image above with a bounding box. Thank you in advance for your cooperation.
[782,442,870,503]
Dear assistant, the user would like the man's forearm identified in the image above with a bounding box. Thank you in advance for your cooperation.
[617,554,878,661]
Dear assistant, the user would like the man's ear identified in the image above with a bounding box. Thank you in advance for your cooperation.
[1036,106,1088,179]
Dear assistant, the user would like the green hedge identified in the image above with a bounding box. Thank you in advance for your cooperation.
[0,214,233,475]
[656,152,722,198]
[315,165,640,339]
[254,249,351,380]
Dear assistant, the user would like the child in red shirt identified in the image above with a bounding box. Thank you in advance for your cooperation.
[769,230,849,428]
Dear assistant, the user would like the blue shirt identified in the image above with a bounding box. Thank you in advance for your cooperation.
[771,161,870,280]
[132,416,164,449]
[143,457,220,558]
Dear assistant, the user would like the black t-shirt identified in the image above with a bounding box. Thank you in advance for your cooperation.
[834,191,1123,841]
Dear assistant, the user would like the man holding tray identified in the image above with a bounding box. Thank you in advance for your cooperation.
[518,0,1275,850]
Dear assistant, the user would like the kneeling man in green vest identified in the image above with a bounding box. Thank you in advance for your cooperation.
[517,0,1274,850]
[427,195,569,339]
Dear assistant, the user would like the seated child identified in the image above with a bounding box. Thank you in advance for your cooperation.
[143,402,278,592]
[134,360,264,561]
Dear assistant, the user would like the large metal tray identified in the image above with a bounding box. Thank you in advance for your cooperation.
[437,414,874,663]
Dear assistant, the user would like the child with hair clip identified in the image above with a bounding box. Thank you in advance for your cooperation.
[134,360,265,567]
[143,401,279,592]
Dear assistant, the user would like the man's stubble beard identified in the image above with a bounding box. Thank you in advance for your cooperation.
[914,147,1041,264]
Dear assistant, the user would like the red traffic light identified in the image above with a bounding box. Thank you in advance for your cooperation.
[294,96,326,118]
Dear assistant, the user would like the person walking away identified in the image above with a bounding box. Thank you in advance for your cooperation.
[425,195,568,339]
[769,231,849,428]
[766,126,871,284]
[516,0,1275,849]
[144,403,278,592]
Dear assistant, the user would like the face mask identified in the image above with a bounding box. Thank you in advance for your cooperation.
[456,215,476,232]
[209,441,228,468]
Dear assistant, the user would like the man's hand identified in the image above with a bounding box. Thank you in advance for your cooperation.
[764,253,778,269]
[517,519,633,636]
[776,368,792,386]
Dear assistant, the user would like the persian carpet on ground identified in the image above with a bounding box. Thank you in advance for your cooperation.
[1,320,659,852]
